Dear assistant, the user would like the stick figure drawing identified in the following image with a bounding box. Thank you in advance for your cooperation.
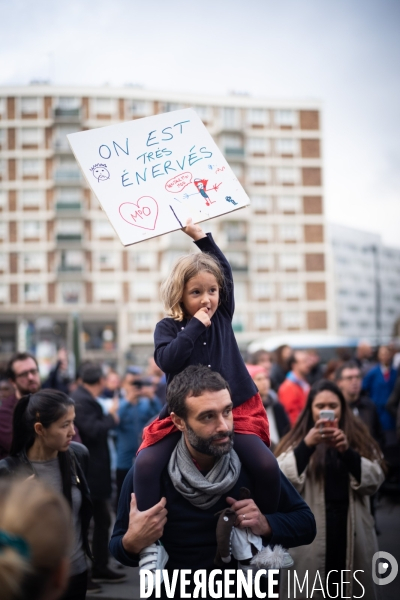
[183,178,222,206]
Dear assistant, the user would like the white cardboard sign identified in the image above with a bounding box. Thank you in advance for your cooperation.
[67,108,250,246]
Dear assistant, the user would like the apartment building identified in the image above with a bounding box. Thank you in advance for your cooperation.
[0,86,333,368]
[329,223,400,343]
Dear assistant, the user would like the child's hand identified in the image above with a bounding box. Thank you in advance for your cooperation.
[193,307,212,327]
[182,218,206,241]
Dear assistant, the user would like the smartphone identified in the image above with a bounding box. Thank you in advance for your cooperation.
[319,409,336,429]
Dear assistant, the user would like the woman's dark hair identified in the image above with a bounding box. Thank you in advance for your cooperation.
[275,379,385,480]
[10,390,75,505]
[274,345,292,370]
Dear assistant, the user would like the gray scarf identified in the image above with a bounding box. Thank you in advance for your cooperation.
[168,434,241,509]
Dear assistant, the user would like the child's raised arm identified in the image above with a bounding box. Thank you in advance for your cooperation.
[181,218,206,241]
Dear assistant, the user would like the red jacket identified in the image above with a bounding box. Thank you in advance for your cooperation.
[278,378,309,427]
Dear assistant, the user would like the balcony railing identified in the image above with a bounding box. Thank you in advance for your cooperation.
[58,265,83,272]
[55,201,82,211]
[54,170,82,182]
[54,108,81,119]
[54,140,73,153]
[224,147,245,157]
[56,233,82,242]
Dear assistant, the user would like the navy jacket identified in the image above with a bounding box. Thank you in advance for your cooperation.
[110,465,316,572]
[154,234,257,407]
[363,365,397,431]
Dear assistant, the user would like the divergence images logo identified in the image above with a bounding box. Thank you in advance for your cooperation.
[372,551,398,586]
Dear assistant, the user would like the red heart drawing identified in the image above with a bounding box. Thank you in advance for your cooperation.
[119,197,159,230]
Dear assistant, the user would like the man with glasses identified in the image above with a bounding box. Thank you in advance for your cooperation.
[0,353,41,459]
[335,360,384,449]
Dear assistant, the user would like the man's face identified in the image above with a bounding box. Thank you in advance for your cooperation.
[378,346,391,367]
[337,368,362,401]
[0,379,15,400]
[293,351,311,378]
[177,389,234,458]
[12,357,41,397]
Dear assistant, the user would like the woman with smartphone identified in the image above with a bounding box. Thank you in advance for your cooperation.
[275,380,385,599]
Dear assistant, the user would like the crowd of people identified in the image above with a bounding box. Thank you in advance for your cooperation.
[0,218,398,599]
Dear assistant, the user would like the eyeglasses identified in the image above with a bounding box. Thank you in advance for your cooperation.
[15,368,39,380]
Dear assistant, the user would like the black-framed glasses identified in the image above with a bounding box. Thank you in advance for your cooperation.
[15,368,39,379]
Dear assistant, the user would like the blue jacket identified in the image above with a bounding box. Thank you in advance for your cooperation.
[362,365,397,431]
[154,234,257,407]
[116,397,162,470]
[110,464,316,572]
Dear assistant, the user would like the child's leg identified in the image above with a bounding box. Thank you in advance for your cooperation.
[134,432,181,511]
[234,434,281,513]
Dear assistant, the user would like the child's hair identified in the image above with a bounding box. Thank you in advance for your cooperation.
[0,477,72,600]
[160,251,226,321]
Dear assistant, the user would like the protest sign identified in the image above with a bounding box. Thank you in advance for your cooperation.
[67,108,250,246]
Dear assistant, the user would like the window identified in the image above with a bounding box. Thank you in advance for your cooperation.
[234,282,247,302]
[97,251,119,269]
[225,251,247,271]
[246,137,270,154]
[277,195,301,212]
[0,252,7,270]
[22,159,43,176]
[21,189,45,208]
[56,220,82,236]
[162,251,183,272]
[232,313,246,332]
[131,281,156,300]
[22,221,42,238]
[60,250,83,270]
[0,129,5,145]
[20,128,42,145]
[0,190,7,208]
[129,251,157,270]
[0,98,5,117]
[61,282,82,304]
[227,163,242,179]
[93,220,115,238]
[281,282,303,299]
[21,97,40,114]
[130,100,153,117]
[132,312,153,330]
[94,282,120,301]
[0,284,8,302]
[248,167,271,184]
[247,109,269,126]
[94,97,116,114]
[57,97,80,110]
[275,138,299,155]
[193,105,212,121]
[160,102,186,113]
[274,110,298,127]
[254,312,275,328]
[281,311,303,328]
[279,253,302,270]
[251,195,272,211]
[54,125,79,150]
[276,167,300,184]
[0,159,5,178]
[23,253,45,270]
[221,107,240,129]
[253,282,274,299]
[279,224,302,241]
[253,253,274,270]
[56,187,82,208]
[0,222,6,240]
[220,134,243,155]
[24,283,44,302]
[251,224,274,241]
[223,221,246,242]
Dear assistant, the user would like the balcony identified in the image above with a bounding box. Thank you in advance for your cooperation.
[57,264,84,280]
[54,170,82,184]
[224,147,245,158]
[54,108,81,122]
[54,140,73,154]
[55,202,82,218]
[56,233,83,249]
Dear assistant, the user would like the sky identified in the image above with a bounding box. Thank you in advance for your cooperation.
[1,0,399,246]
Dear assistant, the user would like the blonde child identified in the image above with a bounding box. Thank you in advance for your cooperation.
[134,219,281,569]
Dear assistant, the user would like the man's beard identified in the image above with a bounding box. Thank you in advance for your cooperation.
[185,423,234,458]
[18,382,40,396]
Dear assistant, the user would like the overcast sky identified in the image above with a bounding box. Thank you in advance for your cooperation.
[1,0,399,246]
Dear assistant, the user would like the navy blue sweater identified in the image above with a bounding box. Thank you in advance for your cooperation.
[110,465,316,571]
[154,234,257,407]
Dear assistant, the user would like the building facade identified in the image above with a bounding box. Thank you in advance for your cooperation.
[329,223,400,343]
[0,86,333,369]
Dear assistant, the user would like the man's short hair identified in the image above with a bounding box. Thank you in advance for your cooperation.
[335,360,361,382]
[167,365,231,420]
[6,352,38,381]
[79,362,104,385]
